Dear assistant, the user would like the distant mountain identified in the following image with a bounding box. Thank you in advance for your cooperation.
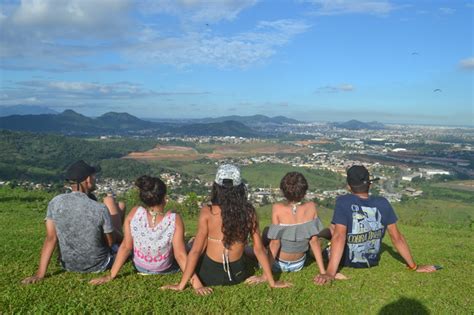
[193,114,301,126]
[0,110,264,137]
[175,120,260,137]
[332,120,385,130]
[0,105,58,117]
[0,110,154,134]
[96,112,156,130]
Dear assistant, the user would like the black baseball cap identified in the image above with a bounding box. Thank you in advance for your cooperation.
[346,165,379,187]
[65,160,100,182]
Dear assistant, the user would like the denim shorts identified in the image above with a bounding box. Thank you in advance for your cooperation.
[272,254,306,273]
[134,261,180,275]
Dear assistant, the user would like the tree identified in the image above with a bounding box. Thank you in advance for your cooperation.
[182,192,201,217]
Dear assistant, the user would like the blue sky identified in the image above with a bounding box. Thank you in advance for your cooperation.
[0,0,473,125]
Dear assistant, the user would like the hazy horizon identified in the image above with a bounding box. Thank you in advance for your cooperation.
[0,0,472,126]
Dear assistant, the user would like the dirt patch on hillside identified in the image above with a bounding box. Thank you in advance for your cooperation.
[125,145,200,161]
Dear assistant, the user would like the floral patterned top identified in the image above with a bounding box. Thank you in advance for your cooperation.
[130,207,176,273]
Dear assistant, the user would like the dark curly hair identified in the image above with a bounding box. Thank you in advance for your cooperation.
[211,181,257,249]
[280,172,308,202]
[135,175,167,207]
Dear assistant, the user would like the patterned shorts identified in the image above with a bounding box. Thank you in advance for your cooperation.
[272,254,306,272]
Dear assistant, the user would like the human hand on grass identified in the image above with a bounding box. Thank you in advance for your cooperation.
[193,286,213,296]
[161,283,186,292]
[335,272,349,280]
[269,280,293,289]
[415,265,438,273]
[314,273,335,285]
[89,275,113,285]
[244,275,267,285]
[21,275,43,284]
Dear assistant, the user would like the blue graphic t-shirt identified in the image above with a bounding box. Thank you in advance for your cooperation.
[331,194,397,268]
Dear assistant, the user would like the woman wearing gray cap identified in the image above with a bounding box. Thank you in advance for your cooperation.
[162,164,291,292]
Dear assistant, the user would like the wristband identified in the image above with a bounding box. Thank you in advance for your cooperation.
[407,264,417,271]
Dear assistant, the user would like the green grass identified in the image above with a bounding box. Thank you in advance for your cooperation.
[1,187,473,314]
[241,164,345,190]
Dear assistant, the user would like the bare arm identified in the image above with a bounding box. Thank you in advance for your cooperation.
[22,220,57,284]
[309,235,325,274]
[250,223,291,288]
[315,223,346,285]
[309,203,325,274]
[267,205,281,266]
[90,207,137,285]
[171,214,211,294]
[387,224,436,273]
[162,206,209,291]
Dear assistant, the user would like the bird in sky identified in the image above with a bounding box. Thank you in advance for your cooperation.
[411,52,419,55]
[433,89,442,92]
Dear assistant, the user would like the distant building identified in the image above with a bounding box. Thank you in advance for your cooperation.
[392,148,407,152]
[402,173,422,181]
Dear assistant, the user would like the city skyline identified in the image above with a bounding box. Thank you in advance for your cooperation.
[0,0,473,126]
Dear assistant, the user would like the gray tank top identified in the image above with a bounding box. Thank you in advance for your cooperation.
[267,218,324,253]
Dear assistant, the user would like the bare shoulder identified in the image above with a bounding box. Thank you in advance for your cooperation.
[174,212,183,223]
[199,204,213,218]
[303,201,318,217]
[126,206,140,220]
[272,202,285,212]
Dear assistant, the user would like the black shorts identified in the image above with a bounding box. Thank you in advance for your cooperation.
[196,254,248,286]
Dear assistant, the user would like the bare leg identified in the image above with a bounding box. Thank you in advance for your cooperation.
[103,195,124,244]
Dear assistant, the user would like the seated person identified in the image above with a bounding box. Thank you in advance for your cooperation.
[22,160,122,284]
[315,165,437,285]
[264,172,325,274]
[90,175,210,295]
[162,164,291,291]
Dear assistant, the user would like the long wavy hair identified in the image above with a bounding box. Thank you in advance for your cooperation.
[210,181,257,249]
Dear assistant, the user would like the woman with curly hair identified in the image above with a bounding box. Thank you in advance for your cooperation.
[263,172,326,274]
[162,164,290,291]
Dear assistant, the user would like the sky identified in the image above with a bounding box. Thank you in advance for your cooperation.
[0,0,473,125]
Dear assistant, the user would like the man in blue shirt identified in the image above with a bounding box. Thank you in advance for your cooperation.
[315,165,436,285]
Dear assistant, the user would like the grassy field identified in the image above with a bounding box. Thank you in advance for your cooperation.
[125,142,312,161]
[1,186,473,314]
[433,180,474,192]
[144,160,346,191]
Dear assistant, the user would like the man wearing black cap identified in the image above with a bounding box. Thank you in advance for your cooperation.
[22,160,121,284]
[315,165,436,285]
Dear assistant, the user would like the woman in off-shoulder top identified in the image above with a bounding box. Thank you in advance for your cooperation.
[263,172,326,274]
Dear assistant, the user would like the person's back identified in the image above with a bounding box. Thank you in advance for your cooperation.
[47,191,113,272]
[264,172,325,274]
[270,201,322,259]
[162,164,291,291]
[315,165,437,286]
[205,204,246,262]
[333,193,395,268]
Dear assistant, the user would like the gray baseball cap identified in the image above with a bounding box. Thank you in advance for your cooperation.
[215,164,241,186]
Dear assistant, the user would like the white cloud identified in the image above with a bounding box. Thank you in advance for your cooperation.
[138,0,258,22]
[306,0,396,16]
[0,0,308,71]
[439,7,456,15]
[315,84,355,93]
[11,0,132,34]
[126,19,310,68]
[459,57,474,70]
[0,0,134,64]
